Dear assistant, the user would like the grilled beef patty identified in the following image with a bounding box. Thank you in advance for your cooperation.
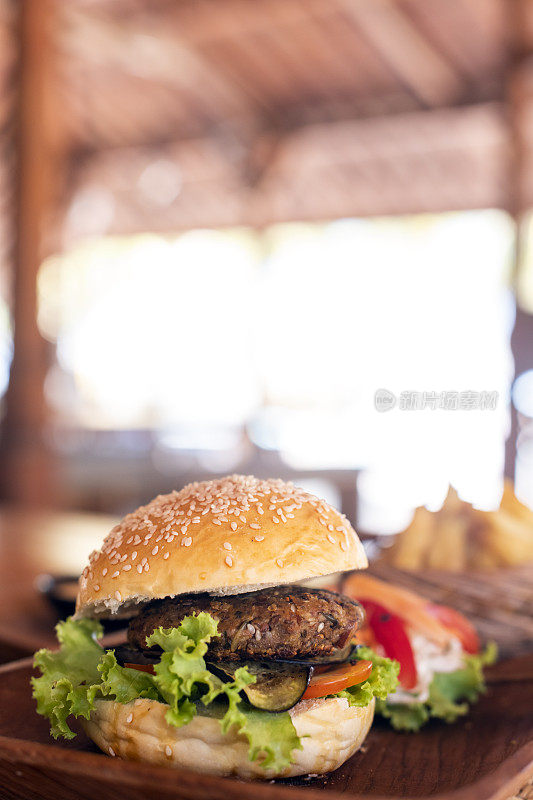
[127,585,363,662]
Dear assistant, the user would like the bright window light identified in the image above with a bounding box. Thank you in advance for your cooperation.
[255,212,514,518]
[39,230,261,430]
[38,210,514,524]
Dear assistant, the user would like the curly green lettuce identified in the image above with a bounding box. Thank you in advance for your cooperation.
[31,614,301,771]
[32,618,107,739]
[375,642,497,731]
[143,613,302,770]
[33,615,400,769]
[334,646,400,707]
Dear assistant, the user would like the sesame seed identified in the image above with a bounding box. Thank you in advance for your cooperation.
[94,584,100,592]
[112,571,120,578]
[254,535,265,542]
[327,533,336,544]
[137,564,143,573]
[341,540,348,551]
[165,745,172,757]
[126,713,133,724]
[183,537,192,547]
[109,746,116,757]
[276,558,283,567]
[115,590,122,602]
[223,542,232,551]
[144,563,150,571]
[123,564,132,571]
[255,628,262,640]
[318,622,325,632]
[290,604,296,612]
[86,476,351,587]
[163,551,170,559]
[328,524,334,532]
[225,555,233,567]
[152,546,158,555]
[246,624,255,634]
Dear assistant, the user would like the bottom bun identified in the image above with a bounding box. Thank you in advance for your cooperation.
[81,695,374,780]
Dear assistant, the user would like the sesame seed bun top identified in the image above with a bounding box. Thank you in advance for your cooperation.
[75,474,368,618]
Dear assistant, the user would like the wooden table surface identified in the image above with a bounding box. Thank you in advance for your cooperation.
[0,506,117,660]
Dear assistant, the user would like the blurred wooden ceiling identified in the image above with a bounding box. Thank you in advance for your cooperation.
[60,0,505,147]
[55,0,516,235]
[4,0,533,245]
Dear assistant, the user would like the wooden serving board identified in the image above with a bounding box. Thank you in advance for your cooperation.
[0,657,532,800]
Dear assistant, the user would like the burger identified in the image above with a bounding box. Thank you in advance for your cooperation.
[32,475,398,779]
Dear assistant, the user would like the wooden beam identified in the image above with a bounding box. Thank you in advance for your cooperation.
[503,0,531,481]
[339,0,464,107]
[63,8,254,120]
[59,102,508,238]
[1,0,59,506]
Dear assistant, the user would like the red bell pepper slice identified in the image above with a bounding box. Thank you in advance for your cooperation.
[425,604,480,654]
[359,599,418,690]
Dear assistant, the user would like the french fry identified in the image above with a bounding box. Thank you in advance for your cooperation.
[379,483,533,572]
[441,486,463,515]
[482,510,533,566]
[501,479,533,526]
[470,546,501,570]
[385,507,434,570]
[427,515,467,571]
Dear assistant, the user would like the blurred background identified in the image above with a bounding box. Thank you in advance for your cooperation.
[0,0,531,659]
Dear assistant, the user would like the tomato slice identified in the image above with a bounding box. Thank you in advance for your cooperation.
[359,599,418,690]
[124,662,155,674]
[302,660,373,700]
[425,604,480,654]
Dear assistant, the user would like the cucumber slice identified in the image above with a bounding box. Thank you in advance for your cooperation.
[208,661,312,712]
